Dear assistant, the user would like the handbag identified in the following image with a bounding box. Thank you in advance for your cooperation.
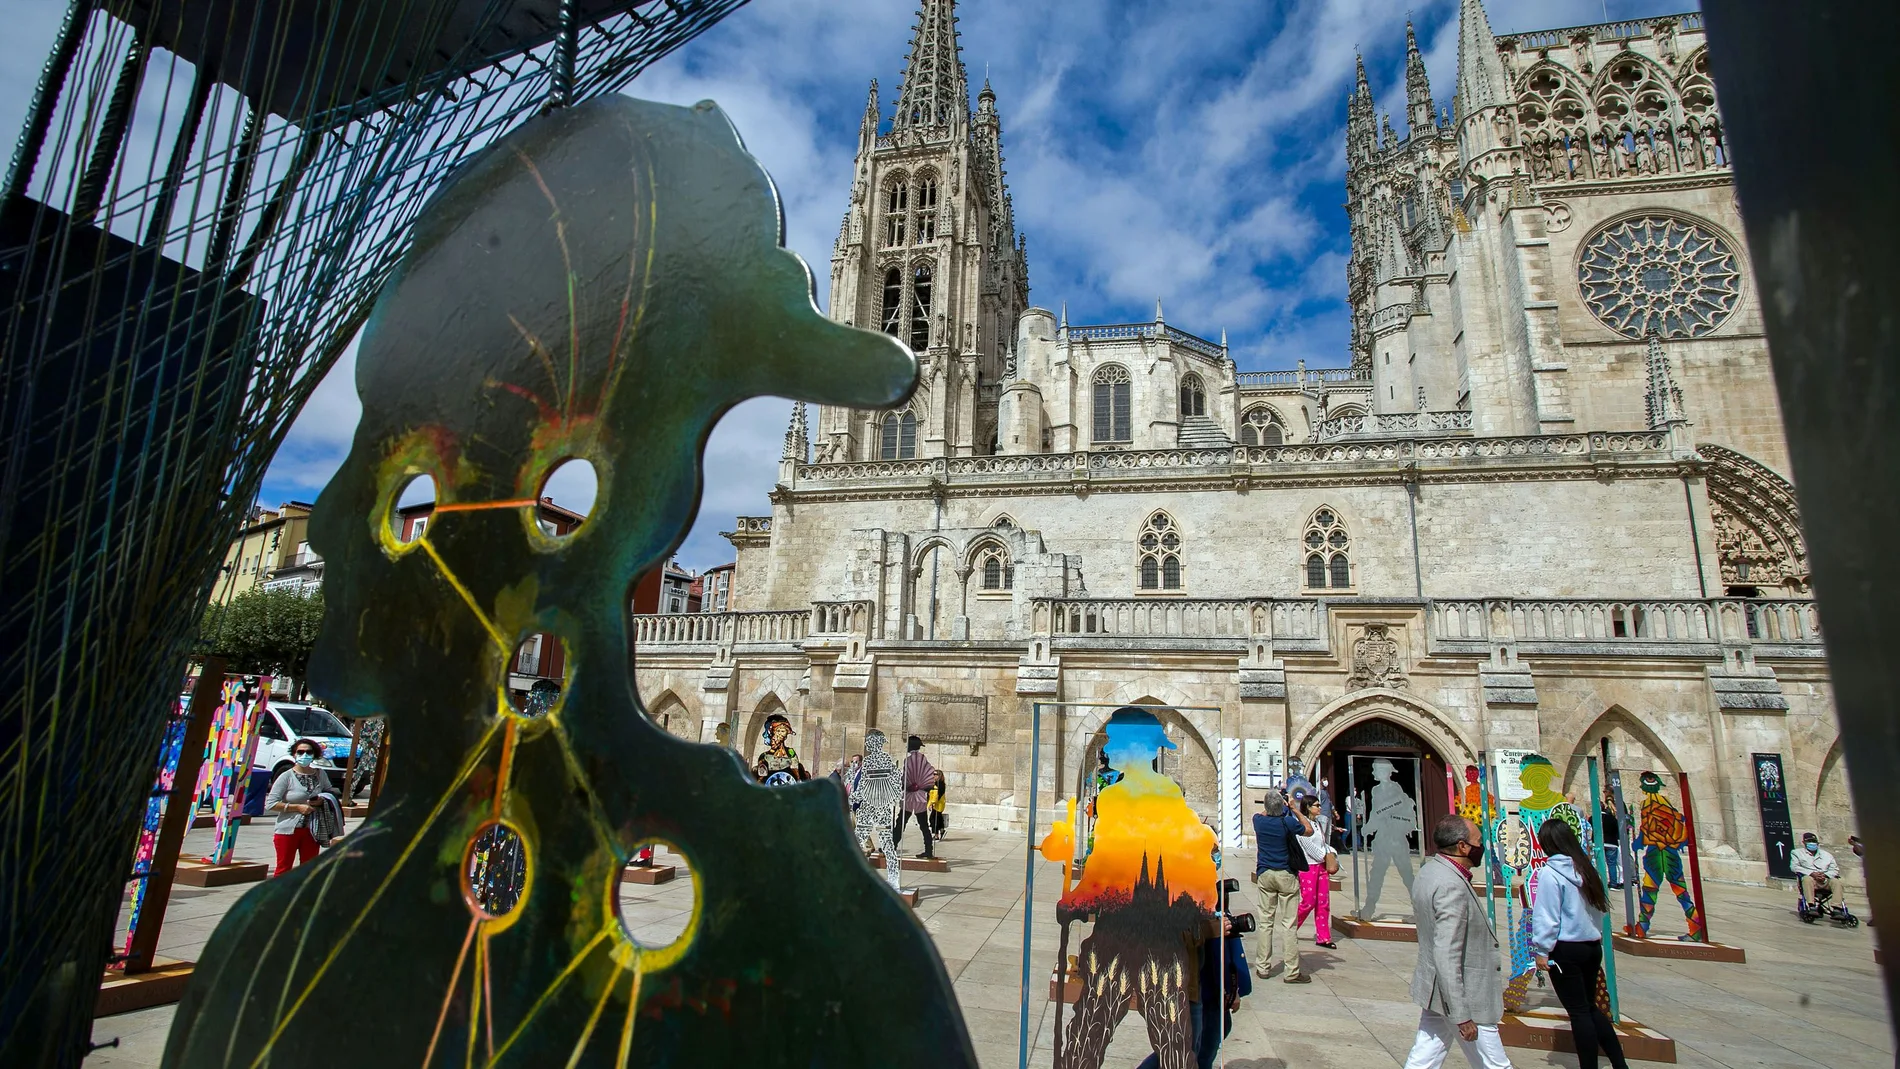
[1324,849,1340,876]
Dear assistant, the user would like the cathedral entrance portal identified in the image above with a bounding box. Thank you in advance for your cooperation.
[1315,717,1453,857]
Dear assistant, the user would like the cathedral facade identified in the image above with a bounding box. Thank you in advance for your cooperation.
[633,0,1851,884]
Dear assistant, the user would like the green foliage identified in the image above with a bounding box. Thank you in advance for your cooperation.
[200,585,324,679]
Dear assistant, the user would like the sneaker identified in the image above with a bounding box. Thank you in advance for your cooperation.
[1284,974,1312,984]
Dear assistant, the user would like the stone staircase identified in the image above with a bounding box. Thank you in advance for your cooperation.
[1176,414,1234,449]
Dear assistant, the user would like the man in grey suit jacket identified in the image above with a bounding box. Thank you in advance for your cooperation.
[1404,814,1516,1069]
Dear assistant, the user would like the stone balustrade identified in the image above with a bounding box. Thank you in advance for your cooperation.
[1028,597,1324,641]
[811,600,874,636]
[793,429,1680,486]
[631,609,809,647]
[1429,597,1821,647]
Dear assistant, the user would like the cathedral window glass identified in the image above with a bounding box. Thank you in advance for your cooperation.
[910,264,933,350]
[1303,507,1352,591]
[1093,365,1131,443]
[879,410,917,460]
[915,175,939,242]
[881,268,902,336]
[1240,406,1284,447]
[1137,512,1182,591]
[1178,373,1206,418]
[884,179,908,247]
[978,548,1013,591]
[1578,215,1741,339]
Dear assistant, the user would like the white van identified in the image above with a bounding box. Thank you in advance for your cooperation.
[253,702,356,784]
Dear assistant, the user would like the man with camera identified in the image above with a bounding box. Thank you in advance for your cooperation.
[1252,788,1316,983]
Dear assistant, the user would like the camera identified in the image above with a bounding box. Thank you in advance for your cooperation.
[1221,877,1241,893]
[1227,911,1258,935]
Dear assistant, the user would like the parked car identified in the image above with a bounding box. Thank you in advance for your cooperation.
[253,702,355,783]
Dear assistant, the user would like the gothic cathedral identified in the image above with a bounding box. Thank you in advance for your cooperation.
[634,0,1853,887]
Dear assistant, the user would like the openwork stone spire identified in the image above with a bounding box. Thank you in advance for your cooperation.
[892,0,969,133]
[1644,333,1688,428]
[1455,0,1509,117]
[783,401,810,461]
[1405,21,1435,133]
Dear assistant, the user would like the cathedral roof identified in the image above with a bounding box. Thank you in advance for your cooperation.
[892,0,970,134]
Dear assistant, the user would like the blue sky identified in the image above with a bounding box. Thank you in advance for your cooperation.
[2,0,1697,574]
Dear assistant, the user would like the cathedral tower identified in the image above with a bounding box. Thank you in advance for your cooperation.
[816,0,1029,463]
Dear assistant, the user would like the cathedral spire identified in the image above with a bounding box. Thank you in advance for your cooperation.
[891,0,970,134]
[783,401,810,462]
[1405,20,1435,134]
[1454,0,1509,118]
[1644,334,1688,429]
[1347,51,1377,165]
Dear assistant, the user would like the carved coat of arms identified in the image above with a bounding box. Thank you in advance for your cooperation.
[1347,623,1408,692]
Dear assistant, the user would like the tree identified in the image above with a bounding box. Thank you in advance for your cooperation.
[199,586,325,686]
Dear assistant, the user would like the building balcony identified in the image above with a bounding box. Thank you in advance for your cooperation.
[1316,409,1472,441]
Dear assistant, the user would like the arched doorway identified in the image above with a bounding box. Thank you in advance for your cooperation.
[1313,717,1454,856]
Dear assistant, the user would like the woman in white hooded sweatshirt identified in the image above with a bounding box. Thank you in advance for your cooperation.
[1531,818,1629,1069]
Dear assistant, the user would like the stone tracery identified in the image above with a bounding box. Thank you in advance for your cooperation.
[1577,215,1741,339]
[1700,444,1811,592]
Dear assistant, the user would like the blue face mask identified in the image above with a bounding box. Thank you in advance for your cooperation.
[1805,842,1819,853]
[295,752,316,767]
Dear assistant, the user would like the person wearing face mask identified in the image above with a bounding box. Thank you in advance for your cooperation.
[1403,814,1516,1069]
[265,737,337,876]
[1791,832,1840,904]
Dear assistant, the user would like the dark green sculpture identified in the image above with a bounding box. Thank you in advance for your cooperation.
[162,96,974,1067]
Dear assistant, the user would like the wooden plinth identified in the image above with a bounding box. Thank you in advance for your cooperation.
[869,853,950,873]
[174,859,268,887]
[341,804,369,818]
[620,864,677,885]
[96,959,194,1017]
[190,814,250,830]
[1336,916,1417,941]
[900,889,919,908]
[1500,1010,1676,1063]
[1613,933,1746,963]
[1329,873,1343,892]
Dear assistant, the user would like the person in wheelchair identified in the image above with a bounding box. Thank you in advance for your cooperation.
[1791,832,1840,907]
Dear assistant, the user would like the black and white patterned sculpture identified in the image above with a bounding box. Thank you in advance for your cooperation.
[857,730,903,893]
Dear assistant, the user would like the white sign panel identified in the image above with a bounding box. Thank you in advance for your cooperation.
[1493,748,1536,802]
[1218,738,1245,850]
[1244,738,1282,788]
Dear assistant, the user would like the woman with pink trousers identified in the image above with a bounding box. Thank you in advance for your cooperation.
[1294,793,1338,948]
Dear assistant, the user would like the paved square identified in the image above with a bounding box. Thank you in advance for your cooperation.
[92,823,1890,1068]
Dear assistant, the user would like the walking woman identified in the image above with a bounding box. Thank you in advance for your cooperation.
[1293,793,1338,949]
[1532,818,1629,1069]
[265,737,339,877]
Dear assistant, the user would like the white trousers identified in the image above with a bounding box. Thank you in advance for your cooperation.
[1401,1009,1515,1069]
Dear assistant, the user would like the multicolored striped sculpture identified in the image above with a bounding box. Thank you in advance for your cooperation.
[117,687,193,965]
[198,679,270,865]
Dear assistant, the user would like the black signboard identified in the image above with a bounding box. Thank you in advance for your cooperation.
[1753,752,1796,880]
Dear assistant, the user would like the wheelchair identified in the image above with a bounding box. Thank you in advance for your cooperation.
[1796,873,1860,927]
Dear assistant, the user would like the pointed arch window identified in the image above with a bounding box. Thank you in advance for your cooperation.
[1240,406,1284,447]
[1137,512,1182,591]
[881,268,902,336]
[977,546,1013,590]
[1303,507,1352,591]
[880,410,917,460]
[915,175,939,242]
[884,179,908,247]
[910,264,933,351]
[1093,364,1132,443]
[1179,372,1206,418]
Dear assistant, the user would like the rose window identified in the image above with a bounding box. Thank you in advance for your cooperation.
[1577,215,1741,339]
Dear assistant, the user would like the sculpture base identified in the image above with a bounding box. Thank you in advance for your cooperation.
[1330,873,1343,891]
[174,859,268,887]
[191,814,250,830]
[870,852,950,873]
[1336,916,1417,941]
[96,959,194,1017]
[1613,933,1745,963]
[1499,1010,1676,1063]
[900,888,919,908]
[621,864,677,885]
[342,803,370,818]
